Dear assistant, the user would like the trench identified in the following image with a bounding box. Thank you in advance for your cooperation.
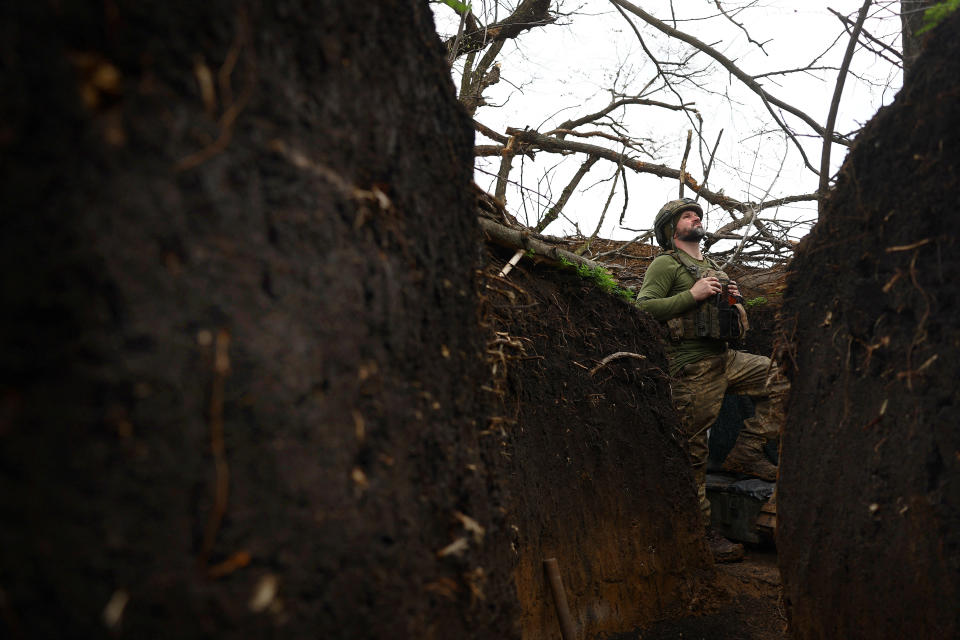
[3,3,958,639]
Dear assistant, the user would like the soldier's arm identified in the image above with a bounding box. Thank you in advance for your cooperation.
[636,258,697,322]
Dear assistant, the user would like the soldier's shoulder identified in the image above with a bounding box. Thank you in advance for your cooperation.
[649,251,681,267]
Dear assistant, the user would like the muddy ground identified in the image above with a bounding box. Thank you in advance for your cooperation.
[623,551,786,640]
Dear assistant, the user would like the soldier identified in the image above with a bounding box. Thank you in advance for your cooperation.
[637,198,789,563]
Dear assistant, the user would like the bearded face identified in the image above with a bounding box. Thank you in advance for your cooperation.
[673,209,705,244]
[676,225,706,242]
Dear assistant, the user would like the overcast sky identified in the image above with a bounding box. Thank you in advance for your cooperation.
[433,0,904,245]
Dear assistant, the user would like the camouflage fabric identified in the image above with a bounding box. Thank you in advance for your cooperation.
[670,349,789,525]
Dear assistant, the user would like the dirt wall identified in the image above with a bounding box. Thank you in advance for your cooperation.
[478,249,712,639]
[1,2,513,637]
[1,2,715,639]
[778,12,960,639]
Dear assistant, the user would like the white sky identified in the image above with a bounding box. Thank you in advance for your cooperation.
[433,1,904,247]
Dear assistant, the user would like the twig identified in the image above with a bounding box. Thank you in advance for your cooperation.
[828,8,901,61]
[596,231,655,258]
[552,97,696,138]
[714,1,770,54]
[577,159,622,255]
[610,1,704,143]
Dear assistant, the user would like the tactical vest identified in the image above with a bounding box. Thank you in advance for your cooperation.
[662,250,748,342]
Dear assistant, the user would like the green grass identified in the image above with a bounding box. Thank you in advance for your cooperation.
[918,0,959,34]
[560,257,636,303]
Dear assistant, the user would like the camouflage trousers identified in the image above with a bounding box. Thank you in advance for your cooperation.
[670,349,789,526]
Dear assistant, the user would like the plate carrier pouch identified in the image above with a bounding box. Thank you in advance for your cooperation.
[662,250,749,342]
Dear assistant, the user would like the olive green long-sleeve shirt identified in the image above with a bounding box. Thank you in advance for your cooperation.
[637,252,726,376]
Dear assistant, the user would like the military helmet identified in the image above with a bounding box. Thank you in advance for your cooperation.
[654,197,703,248]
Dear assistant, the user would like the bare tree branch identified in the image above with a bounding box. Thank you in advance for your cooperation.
[448,8,470,64]
[596,231,655,258]
[609,0,846,146]
[714,1,771,55]
[577,160,622,255]
[552,97,698,138]
[474,120,509,144]
[618,165,629,225]
[820,0,873,201]
[610,1,706,145]
[495,152,514,203]
[475,144,506,157]
[535,155,599,232]
[445,0,555,58]
[459,42,504,115]
[697,128,723,204]
[829,8,902,69]
[610,0,822,179]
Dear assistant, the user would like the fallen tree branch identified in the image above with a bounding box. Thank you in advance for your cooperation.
[505,127,817,214]
[478,216,601,270]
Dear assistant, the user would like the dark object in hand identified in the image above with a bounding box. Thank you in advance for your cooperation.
[715,281,744,340]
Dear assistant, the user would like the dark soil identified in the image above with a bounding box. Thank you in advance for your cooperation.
[778,11,960,639]
[478,246,713,638]
[610,550,786,640]
[0,2,723,638]
[1,1,511,638]
[15,0,951,638]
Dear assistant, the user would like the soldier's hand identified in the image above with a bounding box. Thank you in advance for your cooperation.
[690,276,722,301]
[727,281,741,298]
